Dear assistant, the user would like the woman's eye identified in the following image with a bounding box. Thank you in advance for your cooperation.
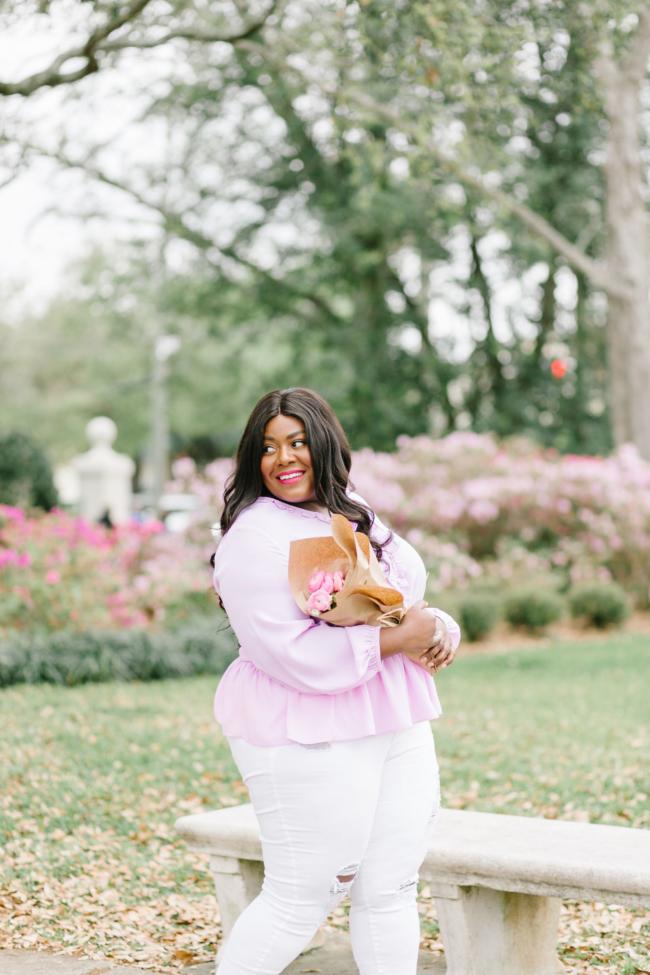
[293,440,307,447]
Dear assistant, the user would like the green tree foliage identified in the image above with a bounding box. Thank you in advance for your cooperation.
[1,1,645,458]
[0,432,57,510]
[136,0,628,452]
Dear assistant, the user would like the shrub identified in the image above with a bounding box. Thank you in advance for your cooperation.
[0,617,238,688]
[176,437,650,605]
[0,505,213,636]
[504,588,562,632]
[569,583,629,629]
[459,595,500,642]
[0,432,57,510]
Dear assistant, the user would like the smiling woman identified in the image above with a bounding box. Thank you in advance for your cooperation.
[208,387,461,975]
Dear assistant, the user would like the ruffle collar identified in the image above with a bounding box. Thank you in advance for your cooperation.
[254,495,332,523]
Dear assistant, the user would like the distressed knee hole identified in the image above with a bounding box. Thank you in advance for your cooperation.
[426,778,442,833]
[318,863,360,924]
[396,876,418,902]
[331,862,359,894]
[426,806,439,831]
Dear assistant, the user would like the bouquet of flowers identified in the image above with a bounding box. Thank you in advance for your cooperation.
[288,514,405,627]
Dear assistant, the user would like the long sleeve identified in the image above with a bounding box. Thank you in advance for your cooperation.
[215,524,382,696]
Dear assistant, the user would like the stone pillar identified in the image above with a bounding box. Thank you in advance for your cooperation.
[72,417,135,525]
[209,854,325,965]
[434,885,564,975]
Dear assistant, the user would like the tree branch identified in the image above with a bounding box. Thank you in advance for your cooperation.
[621,5,650,81]
[102,5,277,54]
[0,0,152,96]
[38,145,341,322]
[350,92,617,296]
[0,0,276,97]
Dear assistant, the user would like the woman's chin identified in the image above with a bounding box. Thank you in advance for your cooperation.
[268,484,316,505]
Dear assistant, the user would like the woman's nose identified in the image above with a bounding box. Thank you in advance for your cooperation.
[278,444,295,464]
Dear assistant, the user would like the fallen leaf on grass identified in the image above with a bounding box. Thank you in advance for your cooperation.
[173,948,197,965]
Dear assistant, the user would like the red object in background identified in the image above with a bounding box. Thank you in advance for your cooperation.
[551,358,567,378]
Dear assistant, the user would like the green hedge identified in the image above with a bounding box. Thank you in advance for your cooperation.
[459,595,500,642]
[0,619,239,687]
[569,583,629,629]
[0,430,57,510]
[504,587,563,632]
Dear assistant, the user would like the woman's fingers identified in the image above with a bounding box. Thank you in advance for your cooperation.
[432,633,452,659]
[435,636,456,669]
[421,629,456,671]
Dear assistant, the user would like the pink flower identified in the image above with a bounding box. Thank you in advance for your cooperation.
[45,570,61,584]
[308,570,325,593]
[332,570,346,591]
[305,589,332,615]
[17,552,31,567]
[138,520,165,536]
[321,572,335,594]
[0,504,25,522]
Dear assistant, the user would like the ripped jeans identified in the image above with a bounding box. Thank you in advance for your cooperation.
[217,721,440,975]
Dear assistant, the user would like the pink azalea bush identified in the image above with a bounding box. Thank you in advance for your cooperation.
[173,437,650,606]
[0,504,211,636]
[350,433,650,603]
[4,434,648,637]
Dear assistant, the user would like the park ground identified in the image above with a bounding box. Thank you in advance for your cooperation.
[0,634,649,974]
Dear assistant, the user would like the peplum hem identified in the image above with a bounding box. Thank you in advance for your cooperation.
[214,654,442,747]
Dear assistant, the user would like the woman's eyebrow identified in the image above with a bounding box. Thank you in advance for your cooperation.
[263,429,306,443]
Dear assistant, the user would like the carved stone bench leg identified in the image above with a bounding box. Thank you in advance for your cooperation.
[210,855,264,962]
[209,855,325,966]
[433,884,563,975]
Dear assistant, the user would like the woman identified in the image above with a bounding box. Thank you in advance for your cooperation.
[212,388,460,975]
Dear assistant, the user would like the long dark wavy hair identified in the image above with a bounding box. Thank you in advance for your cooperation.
[216,387,389,560]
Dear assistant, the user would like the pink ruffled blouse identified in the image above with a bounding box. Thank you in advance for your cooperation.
[213,495,461,746]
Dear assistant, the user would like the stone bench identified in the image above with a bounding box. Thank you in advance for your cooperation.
[175,803,650,975]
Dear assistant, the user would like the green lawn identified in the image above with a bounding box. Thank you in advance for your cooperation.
[0,634,648,971]
[434,635,649,828]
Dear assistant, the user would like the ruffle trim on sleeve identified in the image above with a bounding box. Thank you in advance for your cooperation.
[347,623,382,681]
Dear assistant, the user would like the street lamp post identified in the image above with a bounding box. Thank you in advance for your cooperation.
[151,334,181,516]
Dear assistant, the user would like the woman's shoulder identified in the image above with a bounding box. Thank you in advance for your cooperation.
[214,502,286,581]
[348,490,390,537]
[219,498,285,548]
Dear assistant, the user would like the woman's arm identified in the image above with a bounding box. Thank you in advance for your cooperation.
[215,525,382,696]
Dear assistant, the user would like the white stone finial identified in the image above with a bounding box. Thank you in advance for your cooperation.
[72,416,135,525]
[86,416,117,448]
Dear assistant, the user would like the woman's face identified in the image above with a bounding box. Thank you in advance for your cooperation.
[261,413,316,504]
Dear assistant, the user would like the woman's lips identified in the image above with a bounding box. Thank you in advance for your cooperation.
[277,470,305,484]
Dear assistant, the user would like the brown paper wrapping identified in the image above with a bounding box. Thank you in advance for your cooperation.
[288,514,406,628]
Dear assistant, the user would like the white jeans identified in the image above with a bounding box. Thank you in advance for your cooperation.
[217,721,440,975]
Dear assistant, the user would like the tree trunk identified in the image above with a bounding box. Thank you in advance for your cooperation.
[361,11,650,458]
[600,10,650,457]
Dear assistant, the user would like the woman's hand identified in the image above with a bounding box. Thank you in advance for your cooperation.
[379,601,457,673]
[402,619,456,673]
